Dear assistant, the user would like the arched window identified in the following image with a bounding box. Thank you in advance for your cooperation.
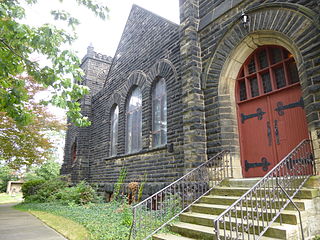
[110,105,119,156]
[126,87,142,153]
[152,78,167,147]
[236,46,299,101]
[71,141,77,165]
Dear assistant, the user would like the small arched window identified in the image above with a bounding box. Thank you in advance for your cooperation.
[126,87,142,153]
[71,141,77,165]
[110,105,119,156]
[152,78,167,147]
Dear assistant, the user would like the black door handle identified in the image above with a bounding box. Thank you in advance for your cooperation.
[274,120,280,144]
[267,121,272,146]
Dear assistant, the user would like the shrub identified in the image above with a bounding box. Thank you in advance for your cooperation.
[53,181,101,205]
[22,178,101,205]
[21,179,46,200]
[22,178,66,203]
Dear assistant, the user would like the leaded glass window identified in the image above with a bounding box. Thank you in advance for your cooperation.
[126,88,142,153]
[237,46,300,101]
[250,77,259,97]
[152,78,167,147]
[274,67,286,89]
[110,105,119,156]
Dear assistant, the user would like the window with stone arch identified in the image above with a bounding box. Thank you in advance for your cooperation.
[110,105,119,156]
[71,140,77,165]
[152,77,167,147]
[126,87,142,153]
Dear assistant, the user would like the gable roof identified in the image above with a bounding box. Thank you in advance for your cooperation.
[102,4,180,88]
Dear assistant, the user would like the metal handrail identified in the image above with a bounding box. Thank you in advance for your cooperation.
[129,150,233,240]
[214,139,315,240]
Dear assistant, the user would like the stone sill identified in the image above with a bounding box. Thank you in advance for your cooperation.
[104,144,168,161]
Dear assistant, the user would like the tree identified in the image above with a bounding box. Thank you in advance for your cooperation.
[0,78,66,169]
[0,164,18,192]
[0,0,109,126]
[24,159,61,181]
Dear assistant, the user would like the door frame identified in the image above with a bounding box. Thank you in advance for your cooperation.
[216,31,310,178]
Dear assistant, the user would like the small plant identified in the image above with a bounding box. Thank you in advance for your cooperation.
[113,167,127,201]
[137,173,147,202]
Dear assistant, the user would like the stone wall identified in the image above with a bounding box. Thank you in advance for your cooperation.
[61,47,112,183]
[87,5,184,197]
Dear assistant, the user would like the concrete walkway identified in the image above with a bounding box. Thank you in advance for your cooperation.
[0,203,66,240]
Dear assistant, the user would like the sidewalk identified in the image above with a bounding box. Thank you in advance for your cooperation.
[0,203,66,240]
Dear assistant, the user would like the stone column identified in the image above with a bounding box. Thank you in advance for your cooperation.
[180,0,207,171]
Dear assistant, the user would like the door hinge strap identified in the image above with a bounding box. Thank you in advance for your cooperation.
[245,157,271,172]
[275,97,304,116]
[241,108,266,123]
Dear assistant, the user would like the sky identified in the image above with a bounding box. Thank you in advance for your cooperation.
[24,0,180,58]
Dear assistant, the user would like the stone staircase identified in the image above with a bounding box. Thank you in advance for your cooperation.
[153,178,319,240]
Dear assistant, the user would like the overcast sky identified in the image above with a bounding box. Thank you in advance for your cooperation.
[24,0,180,58]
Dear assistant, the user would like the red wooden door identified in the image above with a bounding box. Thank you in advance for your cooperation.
[236,46,309,178]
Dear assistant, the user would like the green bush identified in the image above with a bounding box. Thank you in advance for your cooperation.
[21,179,46,200]
[31,178,67,203]
[22,178,66,203]
[22,178,101,205]
[53,181,101,205]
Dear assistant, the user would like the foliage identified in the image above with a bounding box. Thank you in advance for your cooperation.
[29,211,89,240]
[113,167,127,201]
[24,159,61,181]
[0,0,109,126]
[15,202,133,240]
[0,79,65,169]
[22,177,101,205]
[0,165,18,192]
[52,181,101,205]
[138,173,147,202]
[21,178,47,200]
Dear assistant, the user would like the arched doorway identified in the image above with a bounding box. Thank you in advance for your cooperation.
[236,45,309,177]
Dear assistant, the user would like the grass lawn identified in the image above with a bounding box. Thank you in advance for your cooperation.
[30,211,89,240]
[0,193,23,204]
[15,202,132,240]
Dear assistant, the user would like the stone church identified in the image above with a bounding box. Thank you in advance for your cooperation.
[61,0,320,199]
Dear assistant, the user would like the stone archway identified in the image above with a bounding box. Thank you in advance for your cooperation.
[216,31,306,178]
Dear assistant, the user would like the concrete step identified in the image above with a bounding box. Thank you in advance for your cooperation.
[169,222,280,240]
[199,195,306,210]
[191,203,299,225]
[180,212,297,239]
[221,178,261,188]
[210,186,318,199]
[153,233,196,240]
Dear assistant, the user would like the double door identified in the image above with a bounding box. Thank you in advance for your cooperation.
[238,85,309,178]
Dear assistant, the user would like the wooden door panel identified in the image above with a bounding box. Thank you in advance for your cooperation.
[236,46,309,178]
[238,97,276,177]
[269,85,309,161]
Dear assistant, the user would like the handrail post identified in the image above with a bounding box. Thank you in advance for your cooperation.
[276,177,305,240]
[214,219,220,240]
[130,150,230,240]
[128,207,136,240]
